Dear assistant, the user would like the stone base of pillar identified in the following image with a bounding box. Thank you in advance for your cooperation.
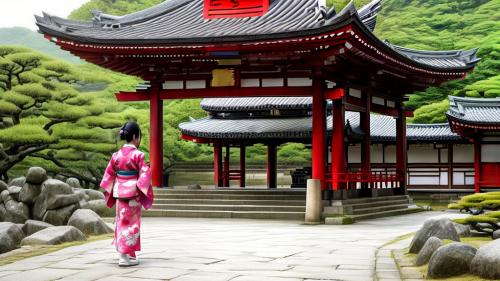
[305,179,323,224]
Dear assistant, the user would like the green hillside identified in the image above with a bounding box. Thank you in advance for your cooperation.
[0,27,81,64]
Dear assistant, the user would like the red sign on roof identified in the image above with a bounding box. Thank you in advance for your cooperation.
[204,0,270,19]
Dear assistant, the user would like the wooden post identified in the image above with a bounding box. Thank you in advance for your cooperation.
[448,144,453,189]
[223,145,230,187]
[396,102,407,192]
[240,146,246,188]
[311,79,326,189]
[150,83,164,188]
[214,143,223,187]
[331,94,346,191]
[361,90,371,190]
[474,139,481,193]
[267,144,277,189]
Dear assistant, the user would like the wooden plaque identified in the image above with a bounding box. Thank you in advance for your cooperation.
[204,0,270,19]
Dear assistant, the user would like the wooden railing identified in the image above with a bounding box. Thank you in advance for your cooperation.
[326,171,404,189]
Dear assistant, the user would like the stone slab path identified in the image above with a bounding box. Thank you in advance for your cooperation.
[0,212,463,281]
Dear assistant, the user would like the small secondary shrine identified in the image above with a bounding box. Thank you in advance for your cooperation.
[180,96,500,193]
[36,0,479,202]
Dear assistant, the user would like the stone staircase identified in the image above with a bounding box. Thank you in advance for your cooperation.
[144,188,307,220]
[323,195,423,223]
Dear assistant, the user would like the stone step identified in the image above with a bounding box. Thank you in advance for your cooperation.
[143,209,305,220]
[154,194,307,200]
[349,199,410,210]
[330,195,409,205]
[153,198,307,206]
[151,204,305,212]
[349,206,424,221]
[350,203,412,215]
[324,202,411,216]
[153,189,306,196]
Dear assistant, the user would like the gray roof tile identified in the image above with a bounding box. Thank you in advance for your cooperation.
[179,111,462,142]
[35,0,479,71]
[447,96,500,124]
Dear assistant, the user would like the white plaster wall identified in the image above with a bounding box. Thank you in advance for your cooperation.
[453,144,474,163]
[385,145,396,163]
[408,145,439,163]
[481,144,500,163]
[371,144,384,163]
[348,145,361,163]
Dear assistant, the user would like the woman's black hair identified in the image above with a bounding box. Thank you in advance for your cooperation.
[119,121,141,142]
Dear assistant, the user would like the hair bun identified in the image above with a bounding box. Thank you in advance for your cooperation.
[119,129,129,140]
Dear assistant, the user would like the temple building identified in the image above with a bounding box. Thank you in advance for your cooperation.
[36,0,482,221]
[180,96,500,193]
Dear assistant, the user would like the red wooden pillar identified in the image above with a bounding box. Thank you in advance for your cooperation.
[331,96,346,191]
[240,146,246,188]
[214,143,223,187]
[223,145,230,187]
[267,144,277,189]
[474,139,481,193]
[150,83,164,188]
[361,90,371,189]
[311,79,326,189]
[396,102,407,191]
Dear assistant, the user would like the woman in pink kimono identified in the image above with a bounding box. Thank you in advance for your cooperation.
[100,121,154,267]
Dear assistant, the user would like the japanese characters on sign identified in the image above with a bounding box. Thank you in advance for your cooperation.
[204,0,269,19]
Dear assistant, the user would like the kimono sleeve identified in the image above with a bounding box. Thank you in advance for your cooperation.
[135,151,154,209]
[100,153,117,208]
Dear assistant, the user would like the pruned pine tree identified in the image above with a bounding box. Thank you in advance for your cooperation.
[0,46,126,185]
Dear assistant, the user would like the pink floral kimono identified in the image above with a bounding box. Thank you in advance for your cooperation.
[100,144,154,258]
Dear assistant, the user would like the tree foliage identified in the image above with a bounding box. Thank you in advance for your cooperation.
[0,46,141,185]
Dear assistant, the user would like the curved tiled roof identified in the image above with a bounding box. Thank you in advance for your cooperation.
[179,111,462,142]
[201,97,314,112]
[35,0,479,71]
[447,96,500,125]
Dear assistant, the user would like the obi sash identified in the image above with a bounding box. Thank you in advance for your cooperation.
[113,170,140,199]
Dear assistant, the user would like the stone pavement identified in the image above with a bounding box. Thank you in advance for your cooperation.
[0,212,461,281]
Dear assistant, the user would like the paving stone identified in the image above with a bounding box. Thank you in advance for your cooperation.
[0,268,79,281]
[122,268,191,280]
[172,271,239,281]
[0,212,465,281]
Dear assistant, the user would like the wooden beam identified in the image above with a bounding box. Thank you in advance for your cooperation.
[116,86,313,102]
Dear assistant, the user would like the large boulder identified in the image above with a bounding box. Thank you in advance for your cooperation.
[4,200,30,224]
[21,226,86,246]
[42,204,78,226]
[0,222,25,254]
[25,167,47,185]
[8,177,25,188]
[471,239,500,279]
[453,222,471,237]
[7,186,22,201]
[409,218,460,254]
[46,193,81,210]
[18,183,42,205]
[1,190,12,205]
[416,237,443,266]
[0,180,7,192]
[85,200,107,215]
[33,179,74,220]
[66,178,81,189]
[68,209,113,235]
[84,189,105,201]
[493,229,500,240]
[427,242,477,278]
[0,203,6,221]
[22,220,54,236]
